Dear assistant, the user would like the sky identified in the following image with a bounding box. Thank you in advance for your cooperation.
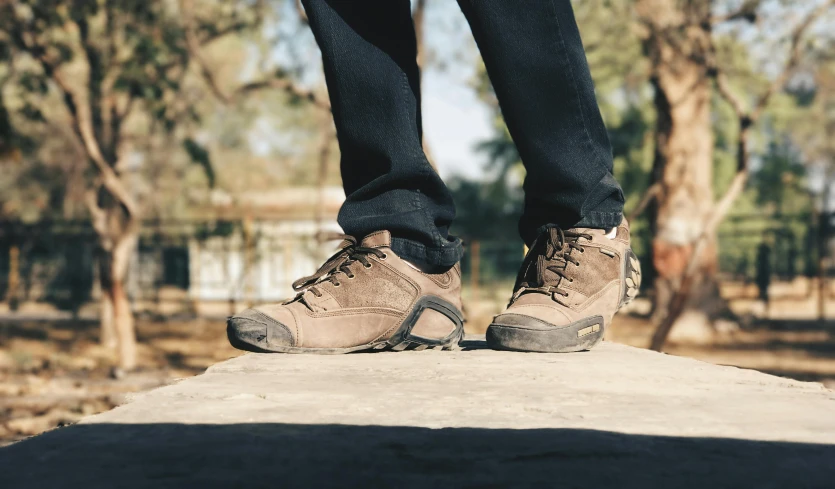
[417,2,494,180]
[269,0,495,181]
[421,56,493,180]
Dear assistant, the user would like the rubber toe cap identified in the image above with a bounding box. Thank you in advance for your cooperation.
[227,309,294,351]
[491,313,563,331]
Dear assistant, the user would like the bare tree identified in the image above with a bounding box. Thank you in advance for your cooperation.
[634,0,835,350]
[0,0,266,369]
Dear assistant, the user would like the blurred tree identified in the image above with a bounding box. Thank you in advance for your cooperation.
[785,55,835,317]
[448,176,522,242]
[643,0,835,349]
[0,0,320,369]
[469,0,833,348]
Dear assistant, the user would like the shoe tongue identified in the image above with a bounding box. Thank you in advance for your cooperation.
[360,231,392,249]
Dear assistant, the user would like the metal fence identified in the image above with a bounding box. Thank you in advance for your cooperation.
[0,219,334,316]
[0,213,832,316]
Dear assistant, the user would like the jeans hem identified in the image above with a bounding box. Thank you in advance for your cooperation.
[575,211,623,229]
[390,236,463,271]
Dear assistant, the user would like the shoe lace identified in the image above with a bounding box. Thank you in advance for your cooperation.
[290,234,387,298]
[512,226,592,305]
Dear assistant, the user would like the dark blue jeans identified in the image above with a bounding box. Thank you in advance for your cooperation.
[301,0,624,271]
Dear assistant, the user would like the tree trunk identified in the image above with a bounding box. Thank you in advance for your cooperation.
[99,289,118,349]
[111,278,137,370]
[639,0,726,343]
[96,215,139,370]
[819,178,832,325]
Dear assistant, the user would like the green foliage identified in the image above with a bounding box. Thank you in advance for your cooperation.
[0,0,332,220]
[750,140,809,212]
[448,176,521,241]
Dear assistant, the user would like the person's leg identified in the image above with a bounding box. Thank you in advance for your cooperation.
[456,0,638,353]
[227,1,466,355]
[456,0,624,245]
[301,0,462,271]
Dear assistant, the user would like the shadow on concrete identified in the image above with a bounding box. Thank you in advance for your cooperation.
[2,423,833,488]
[755,319,835,333]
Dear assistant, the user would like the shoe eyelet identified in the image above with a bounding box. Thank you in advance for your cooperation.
[364,263,372,269]
[347,274,356,279]
[333,282,341,287]
[380,253,388,260]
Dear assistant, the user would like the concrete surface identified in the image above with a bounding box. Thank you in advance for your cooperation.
[3,337,835,488]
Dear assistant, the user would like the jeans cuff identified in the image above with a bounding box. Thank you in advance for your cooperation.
[390,236,464,272]
[575,211,623,230]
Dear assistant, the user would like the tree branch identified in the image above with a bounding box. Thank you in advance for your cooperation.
[296,0,309,24]
[179,0,329,111]
[713,71,747,117]
[85,186,109,237]
[7,14,138,220]
[712,0,835,122]
[750,0,835,121]
[180,0,233,104]
[711,0,762,25]
[51,67,138,219]
[414,0,428,70]
[626,182,661,222]
[236,78,331,111]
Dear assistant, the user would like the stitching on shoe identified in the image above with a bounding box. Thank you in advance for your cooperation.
[303,307,404,318]
[288,306,302,347]
[503,305,572,323]
[573,280,620,310]
[376,258,421,297]
[511,304,574,312]
[362,230,388,243]
[417,269,453,288]
[375,258,443,338]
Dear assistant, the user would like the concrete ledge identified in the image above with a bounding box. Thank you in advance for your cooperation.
[3,338,835,488]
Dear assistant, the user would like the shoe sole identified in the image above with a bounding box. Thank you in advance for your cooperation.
[227,295,465,355]
[486,315,605,353]
[621,248,642,308]
[486,248,642,353]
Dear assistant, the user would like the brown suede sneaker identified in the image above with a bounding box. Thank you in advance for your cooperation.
[487,220,640,353]
[227,231,464,354]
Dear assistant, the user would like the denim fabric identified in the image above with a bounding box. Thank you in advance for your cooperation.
[301,0,624,270]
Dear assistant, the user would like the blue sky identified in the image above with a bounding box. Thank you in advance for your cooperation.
[417,2,494,180]
[421,56,493,180]
[270,1,494,181]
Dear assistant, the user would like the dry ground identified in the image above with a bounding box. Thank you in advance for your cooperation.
[2,280,834,446]
[0,317,242,446]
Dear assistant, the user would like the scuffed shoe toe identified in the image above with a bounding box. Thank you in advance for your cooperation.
[227,309,294,352]
[487,313,605,353]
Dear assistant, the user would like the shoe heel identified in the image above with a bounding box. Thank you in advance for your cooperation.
[403,321,464,350]
[621,249,642,308]
[388,296,465,352]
